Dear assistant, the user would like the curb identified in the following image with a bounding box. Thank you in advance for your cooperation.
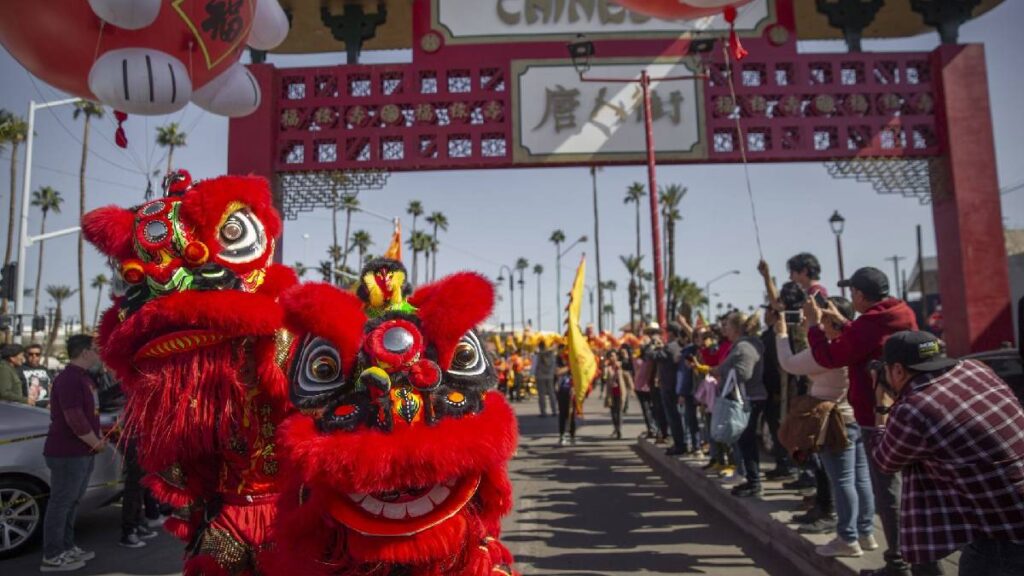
[637,439,860,576]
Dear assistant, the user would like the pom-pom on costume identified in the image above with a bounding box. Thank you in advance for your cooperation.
[266,258,519,576]
[82,171,296,576]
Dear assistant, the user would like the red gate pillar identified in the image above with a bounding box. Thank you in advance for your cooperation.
[228,63,282,259]
[929,44,1013,355]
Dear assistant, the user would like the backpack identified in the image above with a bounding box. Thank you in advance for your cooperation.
[778,395,849,462]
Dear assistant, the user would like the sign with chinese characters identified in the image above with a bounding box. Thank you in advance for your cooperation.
[432,0,775,44]
[512,59,706,164]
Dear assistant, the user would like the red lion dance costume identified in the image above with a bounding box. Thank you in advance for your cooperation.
[266,258,519,575]
[82,172,296,576]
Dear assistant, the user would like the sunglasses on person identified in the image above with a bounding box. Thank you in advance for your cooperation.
[27,351,41,357]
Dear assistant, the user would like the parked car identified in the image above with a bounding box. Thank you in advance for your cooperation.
[964,347,1024,405]
[0,401,122,559]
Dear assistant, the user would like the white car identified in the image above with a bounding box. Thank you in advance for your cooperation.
[0,401,122,558]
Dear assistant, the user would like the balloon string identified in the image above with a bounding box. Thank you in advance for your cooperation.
[93,20,105,66]
[722,40,764,260]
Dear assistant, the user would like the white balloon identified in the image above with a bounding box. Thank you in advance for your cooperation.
[247,0,290,51]
[87,0,161,30]
[192,62,261,118]
[88,48,191,115]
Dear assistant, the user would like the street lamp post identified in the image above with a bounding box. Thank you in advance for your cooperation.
[495,266,512,336]
[555,235,587,330]
[569,38,703,339]
[704,270,740,320]
[829,210,847,298]
[493,266,512,336]
[15,98,85,322]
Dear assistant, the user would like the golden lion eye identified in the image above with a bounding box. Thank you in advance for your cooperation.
[453,342,478,370]
[310,356,339,382]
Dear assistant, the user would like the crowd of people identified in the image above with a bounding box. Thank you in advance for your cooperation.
[516,252,1024,576]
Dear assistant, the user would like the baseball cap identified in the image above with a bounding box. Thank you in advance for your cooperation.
[883,331,957,372]
[837,267,889,300]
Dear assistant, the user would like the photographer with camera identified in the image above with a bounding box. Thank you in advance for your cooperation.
[871,331,1024,576]
[805,267,921,576]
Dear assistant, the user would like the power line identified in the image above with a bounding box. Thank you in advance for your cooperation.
[0,151,144,193]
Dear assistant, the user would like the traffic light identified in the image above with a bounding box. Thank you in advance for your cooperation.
[0,262,16,302]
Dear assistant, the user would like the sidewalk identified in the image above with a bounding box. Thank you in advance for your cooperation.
[636,438,960,576]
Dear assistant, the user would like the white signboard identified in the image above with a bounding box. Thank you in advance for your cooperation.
[512,59,706,163]
[434,0,775,44]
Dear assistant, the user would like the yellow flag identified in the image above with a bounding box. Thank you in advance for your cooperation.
[566,254,597,414]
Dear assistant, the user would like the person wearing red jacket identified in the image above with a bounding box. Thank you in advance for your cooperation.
[805,267,928,576]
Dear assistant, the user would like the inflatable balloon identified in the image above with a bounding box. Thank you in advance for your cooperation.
[0,0,289,117]
[611,0,754,21]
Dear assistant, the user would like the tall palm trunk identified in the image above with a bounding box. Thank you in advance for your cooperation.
[667,218,677,313]
[166,145,175,175]
[78,116,90,330]
[340,208,353,272]
[634,202,641,265]
[591,167,603,332]
[411,247,419,286]
[93,284,104,328]
[422,249,430,284]
[31,210,48,338]
[45,302,62,358]
[2,141,19,318]
[430,222,439,282]
[331,189,339,285]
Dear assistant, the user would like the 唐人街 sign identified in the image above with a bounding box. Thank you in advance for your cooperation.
[512,60,706,163]
[433,0,775,43]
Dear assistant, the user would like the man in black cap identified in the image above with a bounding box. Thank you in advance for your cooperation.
[0,343,27,403]
[804,266,920,576]
[872,331,1024,575]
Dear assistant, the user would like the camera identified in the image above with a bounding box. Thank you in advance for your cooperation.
[783,310,803,324]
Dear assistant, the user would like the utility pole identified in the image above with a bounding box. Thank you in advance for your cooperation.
[886,255,907,297]
[590,166,604,332]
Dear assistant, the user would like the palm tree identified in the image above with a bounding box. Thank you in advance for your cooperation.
[620,255,642,331]
[317,261,333,283]
[623,182,645,268]
[156,122,187,175]
[600,280,617,328]
[425,211,449,281]
[350,230,372,270]
[406,200,424,236]
[73,101,104,330]
[293,262,308,278]
[326,245,344,284]
[659,184,686,293]
[407,231,432,285]
[515,257,528,331]
[667,276,706,320]
[602,303,616,330]
[44,285,75,359]
[549,229,565,327]
[0,110,28,317]
[337,194,360,272]
[30,186,64,335]
[532,264,544,331]
[639,269,654,322]
[90,273,109,328]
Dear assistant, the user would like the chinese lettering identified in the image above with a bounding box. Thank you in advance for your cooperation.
[533,85,581,133]
[202,0,245,43]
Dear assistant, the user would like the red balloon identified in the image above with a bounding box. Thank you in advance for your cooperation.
[0,0,288,117]
[611,0,753,21]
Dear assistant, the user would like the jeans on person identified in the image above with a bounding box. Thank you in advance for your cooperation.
[681,394,701,452]
[811,453,835,515]
[121,441,146,537]
[764,392,793,471]
[736,400,765,485]
[536,377,557,416]
[959,539,1024,576]
[609,393,623,435]
[556,387,576,438]
[43,455,95,559]
[819,423,875,542]
[649,385,668,438]
[636,390,655,436]
[862,427,943,575]
[659,382,687,449]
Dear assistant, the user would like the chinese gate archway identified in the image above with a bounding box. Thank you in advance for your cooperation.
[228,0,1014,356]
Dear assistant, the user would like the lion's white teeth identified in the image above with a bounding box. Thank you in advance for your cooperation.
[361,496,385,515]
[428,485,451,505]
[383,503,407,519]
[348,492,367,503]
[406,496,435,518]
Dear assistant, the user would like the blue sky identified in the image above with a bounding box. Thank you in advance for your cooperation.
[2,3,1023,331]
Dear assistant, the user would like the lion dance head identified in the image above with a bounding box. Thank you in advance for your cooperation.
[267,259,518,576]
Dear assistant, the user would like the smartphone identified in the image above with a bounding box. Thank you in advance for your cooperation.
[813,292,828,308]
[784,310,802,324]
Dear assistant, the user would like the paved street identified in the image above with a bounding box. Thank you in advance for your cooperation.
[3,393,794,575]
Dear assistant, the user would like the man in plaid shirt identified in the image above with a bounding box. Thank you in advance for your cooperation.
[872,331,1024,576]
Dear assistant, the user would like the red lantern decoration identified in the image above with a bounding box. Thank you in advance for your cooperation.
[0,0,289,117]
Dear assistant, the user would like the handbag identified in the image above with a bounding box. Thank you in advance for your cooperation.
[710,369,750,445]
[694,375,719,409]
[778,392,850,461]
